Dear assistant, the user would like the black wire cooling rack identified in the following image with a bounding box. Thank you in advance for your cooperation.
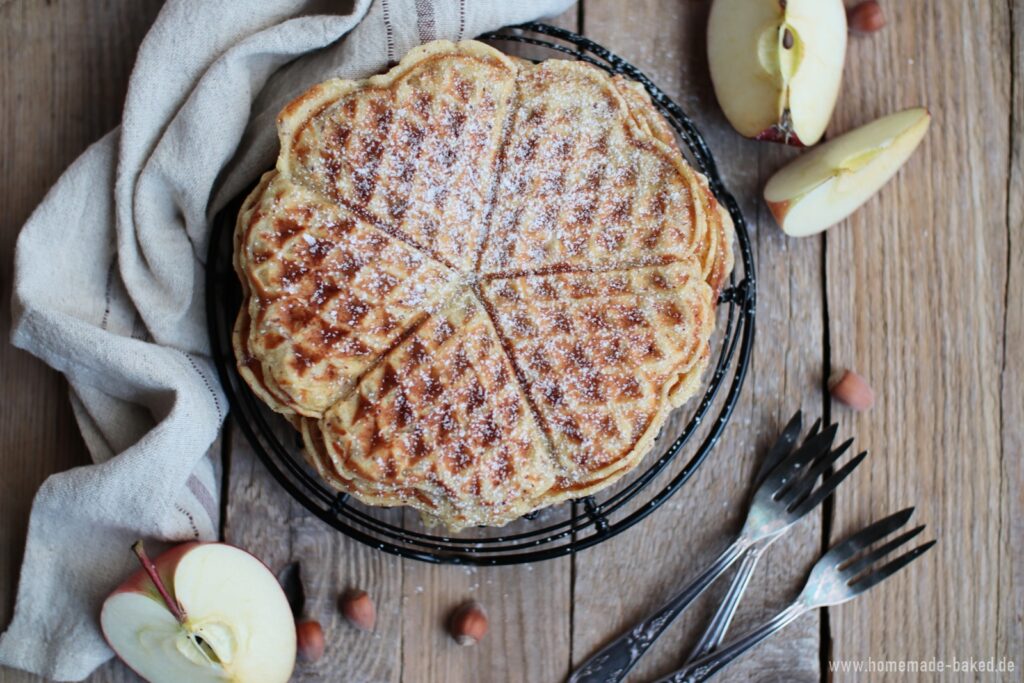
[206,22,756,566]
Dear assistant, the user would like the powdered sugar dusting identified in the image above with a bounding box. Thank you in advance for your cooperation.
[237,42,731,529]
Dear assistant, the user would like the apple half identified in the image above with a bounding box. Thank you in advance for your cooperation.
[764,107,931,236]
[707,0,848,146]
[101,542,296,683]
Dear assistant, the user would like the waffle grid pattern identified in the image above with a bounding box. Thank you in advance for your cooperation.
[234,39,733,529]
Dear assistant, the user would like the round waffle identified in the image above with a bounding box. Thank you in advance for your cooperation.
[234,40,734,529]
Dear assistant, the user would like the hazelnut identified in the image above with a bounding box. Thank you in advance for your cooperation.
[848,1,885,33]
[296,619,325,662]
[339,589,376,631]
[449,601,488,646]
[829,369,875,411]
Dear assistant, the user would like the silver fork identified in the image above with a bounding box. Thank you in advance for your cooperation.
[655,508,936,682]
[568,418,865,683]
[686,412,821,661]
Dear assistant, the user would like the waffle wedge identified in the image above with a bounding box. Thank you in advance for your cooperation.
[312,289,555,528]
[234,171,458,417]
[479,262,714,502]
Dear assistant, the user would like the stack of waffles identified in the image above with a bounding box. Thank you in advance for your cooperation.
[233,40,734,530]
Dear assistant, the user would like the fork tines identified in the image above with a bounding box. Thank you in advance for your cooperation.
[765,422,865,507]
[763,423,839,497]
[826,507,937,597]
[788,449,868,517]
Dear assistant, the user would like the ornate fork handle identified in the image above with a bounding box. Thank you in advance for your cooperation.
[663,507,934,682]
[685,542,769,661]
[657,603,807,683]
[568,539,751,683]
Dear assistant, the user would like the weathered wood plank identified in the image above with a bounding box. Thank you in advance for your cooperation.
[998,0,1024,671]
[573,2,825,681]
[397,512,573,683]
[0,1,164,682]
[825,1,1015,678]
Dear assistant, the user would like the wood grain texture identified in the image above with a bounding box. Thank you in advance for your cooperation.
[572,2,824,681]
[999,0,1024,671]
[397,513,572,683]
[825,0,1020,678]
[0,1,164,682]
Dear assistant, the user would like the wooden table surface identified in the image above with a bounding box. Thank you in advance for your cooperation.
[2,1,1020,681]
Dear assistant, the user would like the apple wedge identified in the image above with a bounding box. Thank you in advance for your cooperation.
[707,0,847,146]
[101,542,296,683]
[764,107,931,236]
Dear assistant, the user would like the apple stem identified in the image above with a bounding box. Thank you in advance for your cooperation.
[131,541,188,625]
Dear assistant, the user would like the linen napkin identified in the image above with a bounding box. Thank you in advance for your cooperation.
[3,0,573,679]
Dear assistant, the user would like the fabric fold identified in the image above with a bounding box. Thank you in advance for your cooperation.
[2,1,573,679]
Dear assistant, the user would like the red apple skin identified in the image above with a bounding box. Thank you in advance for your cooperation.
[766,199,791,226]
[755,126,806,147]
[101,542,289,653]
[103,540,286,608]
[100,541,205,680]
[107,541,202,601]
[102,541,297,683]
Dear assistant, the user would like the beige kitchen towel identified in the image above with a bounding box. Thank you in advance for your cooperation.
[3,0,573,679]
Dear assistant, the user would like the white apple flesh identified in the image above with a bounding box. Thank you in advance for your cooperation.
[101,542,296,683]
[764,107,931,236]
[707,0,847,146]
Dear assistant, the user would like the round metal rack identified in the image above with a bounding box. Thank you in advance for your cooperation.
[206,22,756,565]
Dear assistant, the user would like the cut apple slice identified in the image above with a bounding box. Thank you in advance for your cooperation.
[101,542,296,683]
[707,0,847,146]
[764,107,931,236]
